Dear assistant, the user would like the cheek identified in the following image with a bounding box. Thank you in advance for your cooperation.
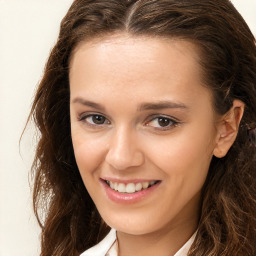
[71,127,106,179]
[139,130,214,221]
[143,125,215,183]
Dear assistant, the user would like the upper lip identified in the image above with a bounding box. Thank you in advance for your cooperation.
[101,178,161,184]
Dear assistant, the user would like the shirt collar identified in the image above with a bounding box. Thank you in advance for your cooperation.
[80,229,116,256]
[81,229,196,256]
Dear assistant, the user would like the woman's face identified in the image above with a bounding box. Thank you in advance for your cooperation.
[69,34,219,235]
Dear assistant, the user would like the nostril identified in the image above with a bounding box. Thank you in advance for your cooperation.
[105,132,145,170]
[105,147,144,170]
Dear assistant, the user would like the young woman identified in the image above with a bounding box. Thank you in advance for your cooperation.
[28,0,256,255]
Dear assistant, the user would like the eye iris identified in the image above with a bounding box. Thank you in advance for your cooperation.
[158,117,170,127]
[92,115,105,124]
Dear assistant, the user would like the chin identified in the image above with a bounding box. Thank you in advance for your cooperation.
[101,211,162,235]
[110,223,154,235]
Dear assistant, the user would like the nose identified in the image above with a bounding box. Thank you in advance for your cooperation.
[105,127,144,171]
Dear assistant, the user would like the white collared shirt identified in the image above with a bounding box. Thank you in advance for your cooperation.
[80,229,196,256]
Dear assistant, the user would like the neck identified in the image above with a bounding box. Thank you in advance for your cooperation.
[116,217,198,256]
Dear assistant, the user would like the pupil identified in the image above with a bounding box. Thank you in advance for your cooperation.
[92,115,105,124]
[158,117,170,127]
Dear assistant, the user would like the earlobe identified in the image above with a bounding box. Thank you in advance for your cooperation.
[213,100,245,158]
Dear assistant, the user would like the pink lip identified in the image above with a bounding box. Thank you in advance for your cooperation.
[100,179,162,204]
[102,177,158,184]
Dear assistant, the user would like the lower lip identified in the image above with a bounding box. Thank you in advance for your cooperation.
[100,179,161,204]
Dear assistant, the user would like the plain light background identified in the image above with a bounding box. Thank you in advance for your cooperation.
[0,1,255,255]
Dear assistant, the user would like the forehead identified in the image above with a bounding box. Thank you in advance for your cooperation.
[69,34,202,79]
[69,34,211,107]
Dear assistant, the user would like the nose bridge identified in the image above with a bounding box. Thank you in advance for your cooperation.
[105,125,144,170]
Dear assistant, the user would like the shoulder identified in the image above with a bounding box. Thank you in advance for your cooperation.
[80,229,117,256]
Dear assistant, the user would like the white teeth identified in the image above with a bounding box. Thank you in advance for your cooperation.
[135,183,142,191]
[106,180,158,194]
[142,182,149,189]
[110,181,114,189]
[126,183,136,193]
[117,183,126,193]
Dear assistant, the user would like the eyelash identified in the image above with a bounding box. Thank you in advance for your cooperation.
[78,113,110,128]
[78,113,179,131]
[145,115,179,131]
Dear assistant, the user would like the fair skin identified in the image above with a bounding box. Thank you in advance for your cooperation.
[69,34,244,256]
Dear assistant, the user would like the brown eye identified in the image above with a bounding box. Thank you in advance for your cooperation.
[158,117,171,127]
[92,115,106,125]
[146,115,178,131]
[80,114,110,126]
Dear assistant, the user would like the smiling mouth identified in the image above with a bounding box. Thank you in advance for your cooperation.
[104,180,161,194]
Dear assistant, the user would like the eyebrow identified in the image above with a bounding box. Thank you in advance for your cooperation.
[137,101,188,111]
[72,98,188,111]
[72,98,106,111]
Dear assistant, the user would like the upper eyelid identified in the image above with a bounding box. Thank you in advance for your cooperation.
[78,114,111,128]
[145,114,180,123]
[78,112,111,122]
[77,112,180,125]
[145,117,178,128]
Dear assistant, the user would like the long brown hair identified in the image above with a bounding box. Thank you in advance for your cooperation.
[28,0,256,255]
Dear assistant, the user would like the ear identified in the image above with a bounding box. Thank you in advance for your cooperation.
[213,99,245,158]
